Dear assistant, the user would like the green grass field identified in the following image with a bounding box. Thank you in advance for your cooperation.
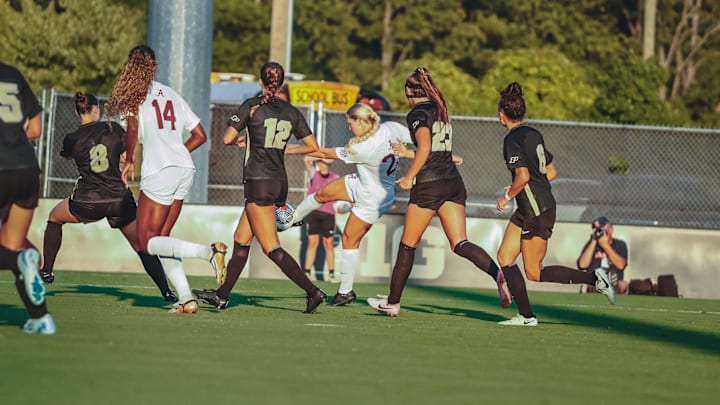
[1,270,719,405]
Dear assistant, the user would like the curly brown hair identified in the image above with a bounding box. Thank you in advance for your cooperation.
[498,82,526,121]
[404,67,450,124]
[105,45,157,117]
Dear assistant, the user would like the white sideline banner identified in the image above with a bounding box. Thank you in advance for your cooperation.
[29,200,720,299]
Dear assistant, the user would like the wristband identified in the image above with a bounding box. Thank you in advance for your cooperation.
[505,192,512,200]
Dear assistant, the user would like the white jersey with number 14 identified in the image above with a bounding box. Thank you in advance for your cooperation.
[137,81,201,177]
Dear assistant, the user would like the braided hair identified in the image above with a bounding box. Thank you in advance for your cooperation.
[345,103,380,154]
[404,67,450,124]
[105,45,157,118]
[498,82,526,121]
[250,61,285,117]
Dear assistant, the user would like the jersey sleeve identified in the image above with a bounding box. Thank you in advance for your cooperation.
[175,92,201,131]
[383,121,412,144]
[614,239,629,261]
[227,101,251,132]
[60,133,74,158]
[406,108,431,137]
[545,147,554,165]
[505,136,526,170]
[112,121,127,152]
[291,106,312,140]
[334,146,354,164]
[18,72,41,120]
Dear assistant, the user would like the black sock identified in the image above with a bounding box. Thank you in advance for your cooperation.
[42,221,62,273]
[388,242,416,305]
[502,264,534,318]
[0,245,19,271]
[268,247,317,295]
[453,240,500,280]
[137,251,171,295]
[217,242,250,299]
[540,265,597,285]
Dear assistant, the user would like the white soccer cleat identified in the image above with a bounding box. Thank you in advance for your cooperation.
[498,313,538,326]
[23,313,56,335]
[367,296,400,317]
[18,248,45,306]
[594,268,616,305]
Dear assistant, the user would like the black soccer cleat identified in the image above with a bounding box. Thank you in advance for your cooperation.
[303,288,327,314]
[40,270,55,284]
[329,290,357,306]
[192,288,228,309]
[163,291,179,303]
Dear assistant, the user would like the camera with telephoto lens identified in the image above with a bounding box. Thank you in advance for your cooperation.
[592,216,609,239]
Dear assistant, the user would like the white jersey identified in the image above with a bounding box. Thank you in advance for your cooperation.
[137,81,201,177]
[335,121,411,223]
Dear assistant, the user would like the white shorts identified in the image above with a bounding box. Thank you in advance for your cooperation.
[344,173,393,224]
[140,166,195,205]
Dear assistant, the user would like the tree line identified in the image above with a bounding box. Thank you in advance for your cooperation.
[2,0,719,127]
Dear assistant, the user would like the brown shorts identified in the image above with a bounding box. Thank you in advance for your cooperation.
[509,207,556,240]
[306,211,335,237]
[409,177,467,211]
[243,179,288,207]
[0,168,40,222]
[69,189,137,229]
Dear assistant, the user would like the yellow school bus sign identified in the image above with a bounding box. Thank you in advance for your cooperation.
[287,81,360,111]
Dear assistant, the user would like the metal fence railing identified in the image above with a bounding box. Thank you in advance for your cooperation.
[39,90,720,230]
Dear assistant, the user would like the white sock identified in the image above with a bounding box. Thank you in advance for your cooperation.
[148,236,212,260]
[293,193,322,223]
[160,257,193,303]
[338,248,360,294]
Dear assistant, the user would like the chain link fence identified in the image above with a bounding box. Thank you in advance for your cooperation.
[40,90,720,230]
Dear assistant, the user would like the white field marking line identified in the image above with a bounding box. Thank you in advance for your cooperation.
[304,323,340,327]
[549,302,720,316]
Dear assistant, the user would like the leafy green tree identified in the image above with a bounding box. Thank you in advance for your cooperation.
[0,0,146,94]
[683,49,720,128]
[475,48,599,121]
[350,0,479,91]
[292,0,362,82]
[385,57,484,116]
[213,0,271,74]
[590,49,678,125]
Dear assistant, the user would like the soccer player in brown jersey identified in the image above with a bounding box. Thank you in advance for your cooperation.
[494,82,615,326]
[0,62,55,334]
[193,62,327,313]
[40,92,176,302]
[367,67,510,317]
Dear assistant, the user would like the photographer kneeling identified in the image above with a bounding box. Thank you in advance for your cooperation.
[577,216,629,294]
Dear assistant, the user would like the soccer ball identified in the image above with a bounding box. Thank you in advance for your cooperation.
[276,203,296,231]
[334,200,352,214]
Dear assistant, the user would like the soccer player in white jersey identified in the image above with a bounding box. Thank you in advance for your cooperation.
[287,103,412,306]
[106,45,227,314]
